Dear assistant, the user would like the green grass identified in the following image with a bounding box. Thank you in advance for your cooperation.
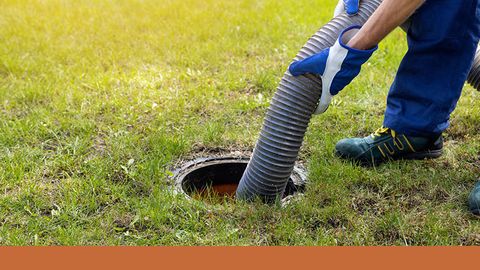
[1,0,480,246]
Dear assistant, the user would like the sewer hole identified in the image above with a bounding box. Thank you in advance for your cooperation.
[173,156,306,203]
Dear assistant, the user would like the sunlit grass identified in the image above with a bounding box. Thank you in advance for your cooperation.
[0,0,479,245]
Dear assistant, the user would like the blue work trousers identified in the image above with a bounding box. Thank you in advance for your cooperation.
[383,0,480,137]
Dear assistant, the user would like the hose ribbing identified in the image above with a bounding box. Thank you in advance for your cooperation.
[236,0,384,202]
[468,47,480,90]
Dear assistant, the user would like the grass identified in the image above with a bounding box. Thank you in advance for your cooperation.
[1,0,480,246]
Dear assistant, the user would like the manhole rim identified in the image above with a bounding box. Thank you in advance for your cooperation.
[171,155,307,203]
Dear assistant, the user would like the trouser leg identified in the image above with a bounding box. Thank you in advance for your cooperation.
[383,0,480,137]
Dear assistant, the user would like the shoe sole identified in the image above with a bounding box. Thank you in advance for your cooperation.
[398,149,443,160]
[335,148,443,167]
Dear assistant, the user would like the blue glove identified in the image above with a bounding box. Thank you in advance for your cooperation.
[289,25,377,114]
[334,0,360,17]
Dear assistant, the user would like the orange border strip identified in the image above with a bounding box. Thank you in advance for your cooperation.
[1,247,479,270]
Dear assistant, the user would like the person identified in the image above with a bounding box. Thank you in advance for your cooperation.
[288,0,480,215]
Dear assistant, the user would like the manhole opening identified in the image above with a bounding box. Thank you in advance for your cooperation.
[174,157,305,203]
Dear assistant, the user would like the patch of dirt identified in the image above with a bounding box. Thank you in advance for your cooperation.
[108,168,131,183]
[305,214,349,233]
[460,233,480,245]
[400,195,424,210]
[373,224,402,244]
[317,197,333,208]
[92,135,107,155]
[351,196,381,215]
[113,215,133,232]
[428,188,451,203]
[326,216,348,229]
[447,115,480,140]
[85,133,108,162]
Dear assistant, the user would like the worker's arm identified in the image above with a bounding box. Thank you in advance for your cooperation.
[289,0,425,114]
[348,0,425,50]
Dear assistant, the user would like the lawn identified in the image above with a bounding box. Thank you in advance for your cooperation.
[1,0,480,245]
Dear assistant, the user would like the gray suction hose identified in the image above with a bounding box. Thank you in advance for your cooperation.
[236,0,480,203]
[468,47,480,90]
[236,0,384,202]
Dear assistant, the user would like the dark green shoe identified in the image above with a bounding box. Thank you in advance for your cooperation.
[335,127,443,166]
[468,181,480,216]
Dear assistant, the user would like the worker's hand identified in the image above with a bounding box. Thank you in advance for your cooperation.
[288,25,377,114]
[334,0,360,17]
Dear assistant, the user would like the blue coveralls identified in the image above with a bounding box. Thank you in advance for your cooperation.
[383,0,480,137]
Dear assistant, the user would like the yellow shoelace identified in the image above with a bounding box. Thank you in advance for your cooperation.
[372,126,416,154]
[372,127,396,138]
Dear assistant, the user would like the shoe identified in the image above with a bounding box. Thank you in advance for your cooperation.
[468,181,480,215]
[335,127,443,166]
